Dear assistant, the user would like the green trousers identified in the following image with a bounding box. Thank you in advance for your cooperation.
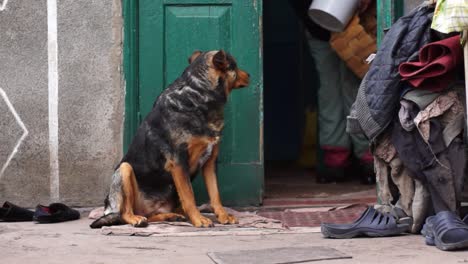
[306,35,370,167]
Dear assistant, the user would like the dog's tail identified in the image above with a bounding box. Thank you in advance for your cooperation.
[89,213,124,229]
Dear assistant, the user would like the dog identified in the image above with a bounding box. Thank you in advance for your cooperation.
[90,50,250,228]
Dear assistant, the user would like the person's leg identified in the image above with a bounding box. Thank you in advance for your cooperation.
[339,59,374,183]
[306,35,351,182]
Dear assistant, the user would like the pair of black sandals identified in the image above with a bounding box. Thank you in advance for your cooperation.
[321,206,468,251]
[0,201,80,223]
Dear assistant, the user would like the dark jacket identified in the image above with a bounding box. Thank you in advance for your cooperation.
[347,5,434,141]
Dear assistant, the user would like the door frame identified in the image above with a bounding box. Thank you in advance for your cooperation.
[376,0,403,46]
[123,0,139,153]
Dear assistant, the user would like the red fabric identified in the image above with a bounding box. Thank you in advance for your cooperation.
[359,150,374,164]
[321,146,351,168]
[399,35,462,92]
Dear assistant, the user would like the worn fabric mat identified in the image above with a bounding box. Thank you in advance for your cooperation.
[207,246,352,264]
[258,204,369,227]
[94,206,320,237]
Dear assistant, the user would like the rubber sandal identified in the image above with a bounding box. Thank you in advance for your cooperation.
[321,206,410,239]
[33,203,80,223]
[421,216,436,246]
[0,201,34,222]
[422,214,468,247]
[421,211,468,251]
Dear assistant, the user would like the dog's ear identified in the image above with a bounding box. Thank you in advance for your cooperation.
[188,50,202,64]
[213,50,228,71]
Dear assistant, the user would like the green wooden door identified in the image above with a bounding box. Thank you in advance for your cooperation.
[123,0,263,206]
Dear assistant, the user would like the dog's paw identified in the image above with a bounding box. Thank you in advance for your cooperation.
[168,213,186,222]
[191,215,214,228]
[217,213,238,225]
[129,215,148,227]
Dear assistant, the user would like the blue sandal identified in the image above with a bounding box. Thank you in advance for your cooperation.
[321,206,410,239]
[421,212,468,251]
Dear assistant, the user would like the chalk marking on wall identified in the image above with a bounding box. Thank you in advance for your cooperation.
[47,0,60,202]
[0,0,8,11]
[0,88,29,180]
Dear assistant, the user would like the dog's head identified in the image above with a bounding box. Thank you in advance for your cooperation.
[187,50,250,95]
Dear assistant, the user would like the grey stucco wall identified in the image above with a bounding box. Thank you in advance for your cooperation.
[0,0,123,207]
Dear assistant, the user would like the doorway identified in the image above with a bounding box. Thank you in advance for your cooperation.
[262,1,376,207]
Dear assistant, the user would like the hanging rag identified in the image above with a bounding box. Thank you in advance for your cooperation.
[431,0,468,34]
[401,88,440,110]
[398,100,418,131]
[399,35,463,92]
[414,91,465,147]
[391,92,466,213]
[373,133,431,233]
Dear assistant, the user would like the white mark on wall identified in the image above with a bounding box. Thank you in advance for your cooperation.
[0,88,29,180]
[0,0,9,11]
[47,0,59,202]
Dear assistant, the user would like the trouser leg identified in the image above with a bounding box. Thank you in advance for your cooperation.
[339,58,371,163]
[306,35,351,169]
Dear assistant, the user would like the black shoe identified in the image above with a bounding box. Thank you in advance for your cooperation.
[0,201,34,222]
[316,167,346,184]
[33,203,80,223]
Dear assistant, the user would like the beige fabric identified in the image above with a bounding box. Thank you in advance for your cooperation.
[373,133,430,233]
[88,205,314,237]
[412,180,431,233]
[374,158,393,212]
[388,158,415,217]
[97,207,320,237]
[374,134,414,217]
[373,134,397,163]
[414,91,464,145]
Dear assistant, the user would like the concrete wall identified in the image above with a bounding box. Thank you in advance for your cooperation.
[0,0,123,207]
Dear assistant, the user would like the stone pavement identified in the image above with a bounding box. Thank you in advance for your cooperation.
[1,216,468,264]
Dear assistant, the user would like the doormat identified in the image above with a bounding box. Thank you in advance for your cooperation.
[258,203,368,227]
[207,246,352,264]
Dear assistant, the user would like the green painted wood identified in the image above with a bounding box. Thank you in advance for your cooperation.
[192,163,264,205]
[124,0,263,206]
[123,0,139,153]
[376,0,404,46]
[375,0,404,204]
[164,0,233,4]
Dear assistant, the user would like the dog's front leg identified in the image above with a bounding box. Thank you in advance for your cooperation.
[202,145,238,224]
[119,162,148,227]
[170,163,213,227]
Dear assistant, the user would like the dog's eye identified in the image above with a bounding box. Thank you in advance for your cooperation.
[230,71,237,79]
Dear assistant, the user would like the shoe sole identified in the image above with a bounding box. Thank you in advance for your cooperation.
[434,238,468,251]
[321,225,408,239]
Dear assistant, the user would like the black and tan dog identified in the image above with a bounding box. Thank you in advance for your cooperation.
[90,50,250,228]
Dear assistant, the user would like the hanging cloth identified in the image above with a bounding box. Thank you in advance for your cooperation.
[431,0,468,34]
